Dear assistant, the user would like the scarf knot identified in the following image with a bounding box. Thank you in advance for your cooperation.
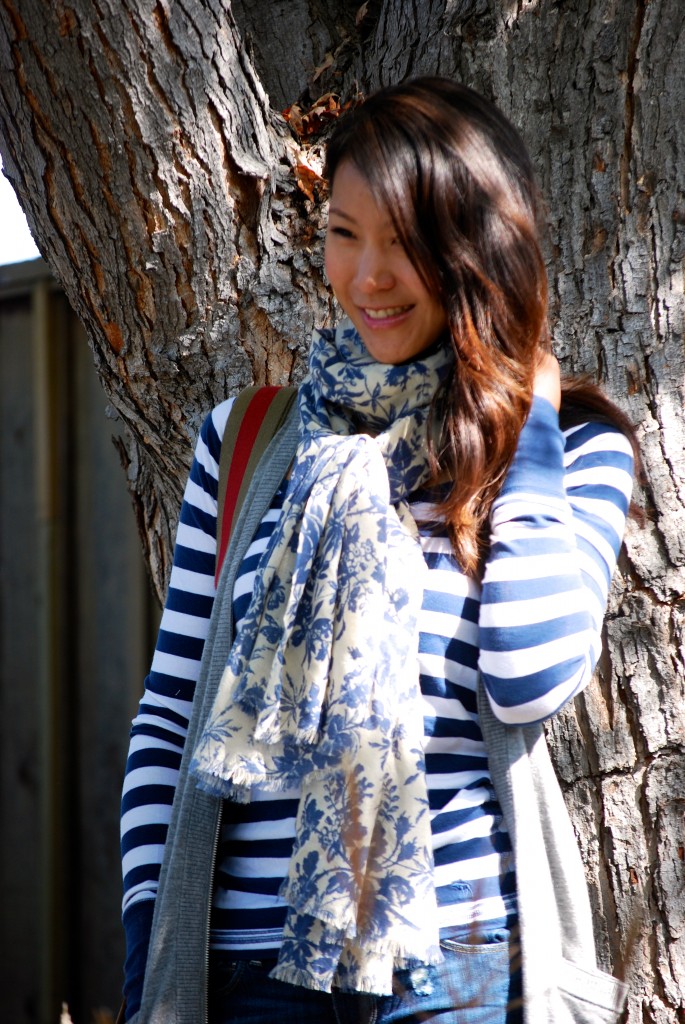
[192,319,452,993]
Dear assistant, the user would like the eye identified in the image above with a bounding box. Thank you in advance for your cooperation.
[329,225,355,239]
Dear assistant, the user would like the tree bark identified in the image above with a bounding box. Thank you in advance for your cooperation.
[0,0,335,595]
[1,1,683,1020]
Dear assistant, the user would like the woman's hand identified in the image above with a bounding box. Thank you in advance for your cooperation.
[533,351,561,412]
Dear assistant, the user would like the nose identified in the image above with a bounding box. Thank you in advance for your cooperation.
[353,244,394,293]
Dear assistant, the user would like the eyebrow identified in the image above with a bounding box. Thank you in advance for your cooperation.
[328,205,395,231]
[328,205,357,222]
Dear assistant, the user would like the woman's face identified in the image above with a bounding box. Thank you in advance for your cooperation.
[324,161,448,364]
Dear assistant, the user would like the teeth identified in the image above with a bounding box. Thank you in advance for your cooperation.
[364,306,411,319]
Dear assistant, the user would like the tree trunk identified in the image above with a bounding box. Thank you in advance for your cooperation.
[1,1,683,1021]
[0,0,336,595]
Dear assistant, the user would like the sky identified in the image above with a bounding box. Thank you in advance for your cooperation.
[0,157,41,266]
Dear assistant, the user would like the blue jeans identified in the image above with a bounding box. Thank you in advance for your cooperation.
[208,925,522,1024]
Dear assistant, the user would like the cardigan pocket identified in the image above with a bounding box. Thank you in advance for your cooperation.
[553,957,628,1023]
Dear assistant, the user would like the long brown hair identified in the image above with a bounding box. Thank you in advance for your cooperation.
[325,77,638,573]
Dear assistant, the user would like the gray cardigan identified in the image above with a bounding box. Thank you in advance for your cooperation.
[133,399,627,1024]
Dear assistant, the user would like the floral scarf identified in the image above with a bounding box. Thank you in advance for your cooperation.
[191,319,453,994]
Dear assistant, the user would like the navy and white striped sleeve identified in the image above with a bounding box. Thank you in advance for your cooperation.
[120,398,233,917]
[479,396,634,725]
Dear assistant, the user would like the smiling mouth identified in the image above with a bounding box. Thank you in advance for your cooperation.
[363,305,412,319]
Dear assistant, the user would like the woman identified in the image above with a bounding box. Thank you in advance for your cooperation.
[120,78,636,1023]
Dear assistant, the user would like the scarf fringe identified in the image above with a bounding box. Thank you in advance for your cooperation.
[268,942,445,996]
[268,962,332,993]
[192,764,300,800]
[278,878,445,961]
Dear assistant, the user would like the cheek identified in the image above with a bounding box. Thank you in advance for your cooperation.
[324,245,348,295]
[407,271,445,327]
[430,298,448,326]
[404,264,431,300]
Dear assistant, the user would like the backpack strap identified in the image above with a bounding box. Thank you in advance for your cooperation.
[215,385,298,585]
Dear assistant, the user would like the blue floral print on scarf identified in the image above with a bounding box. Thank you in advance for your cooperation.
[191,319,453,994]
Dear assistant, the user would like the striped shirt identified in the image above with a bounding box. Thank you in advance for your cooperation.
[121,395,633,957]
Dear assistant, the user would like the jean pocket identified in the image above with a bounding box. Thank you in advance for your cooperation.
[437,932,518,1015]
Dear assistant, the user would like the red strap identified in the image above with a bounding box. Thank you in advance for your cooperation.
[215,386,283,585]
